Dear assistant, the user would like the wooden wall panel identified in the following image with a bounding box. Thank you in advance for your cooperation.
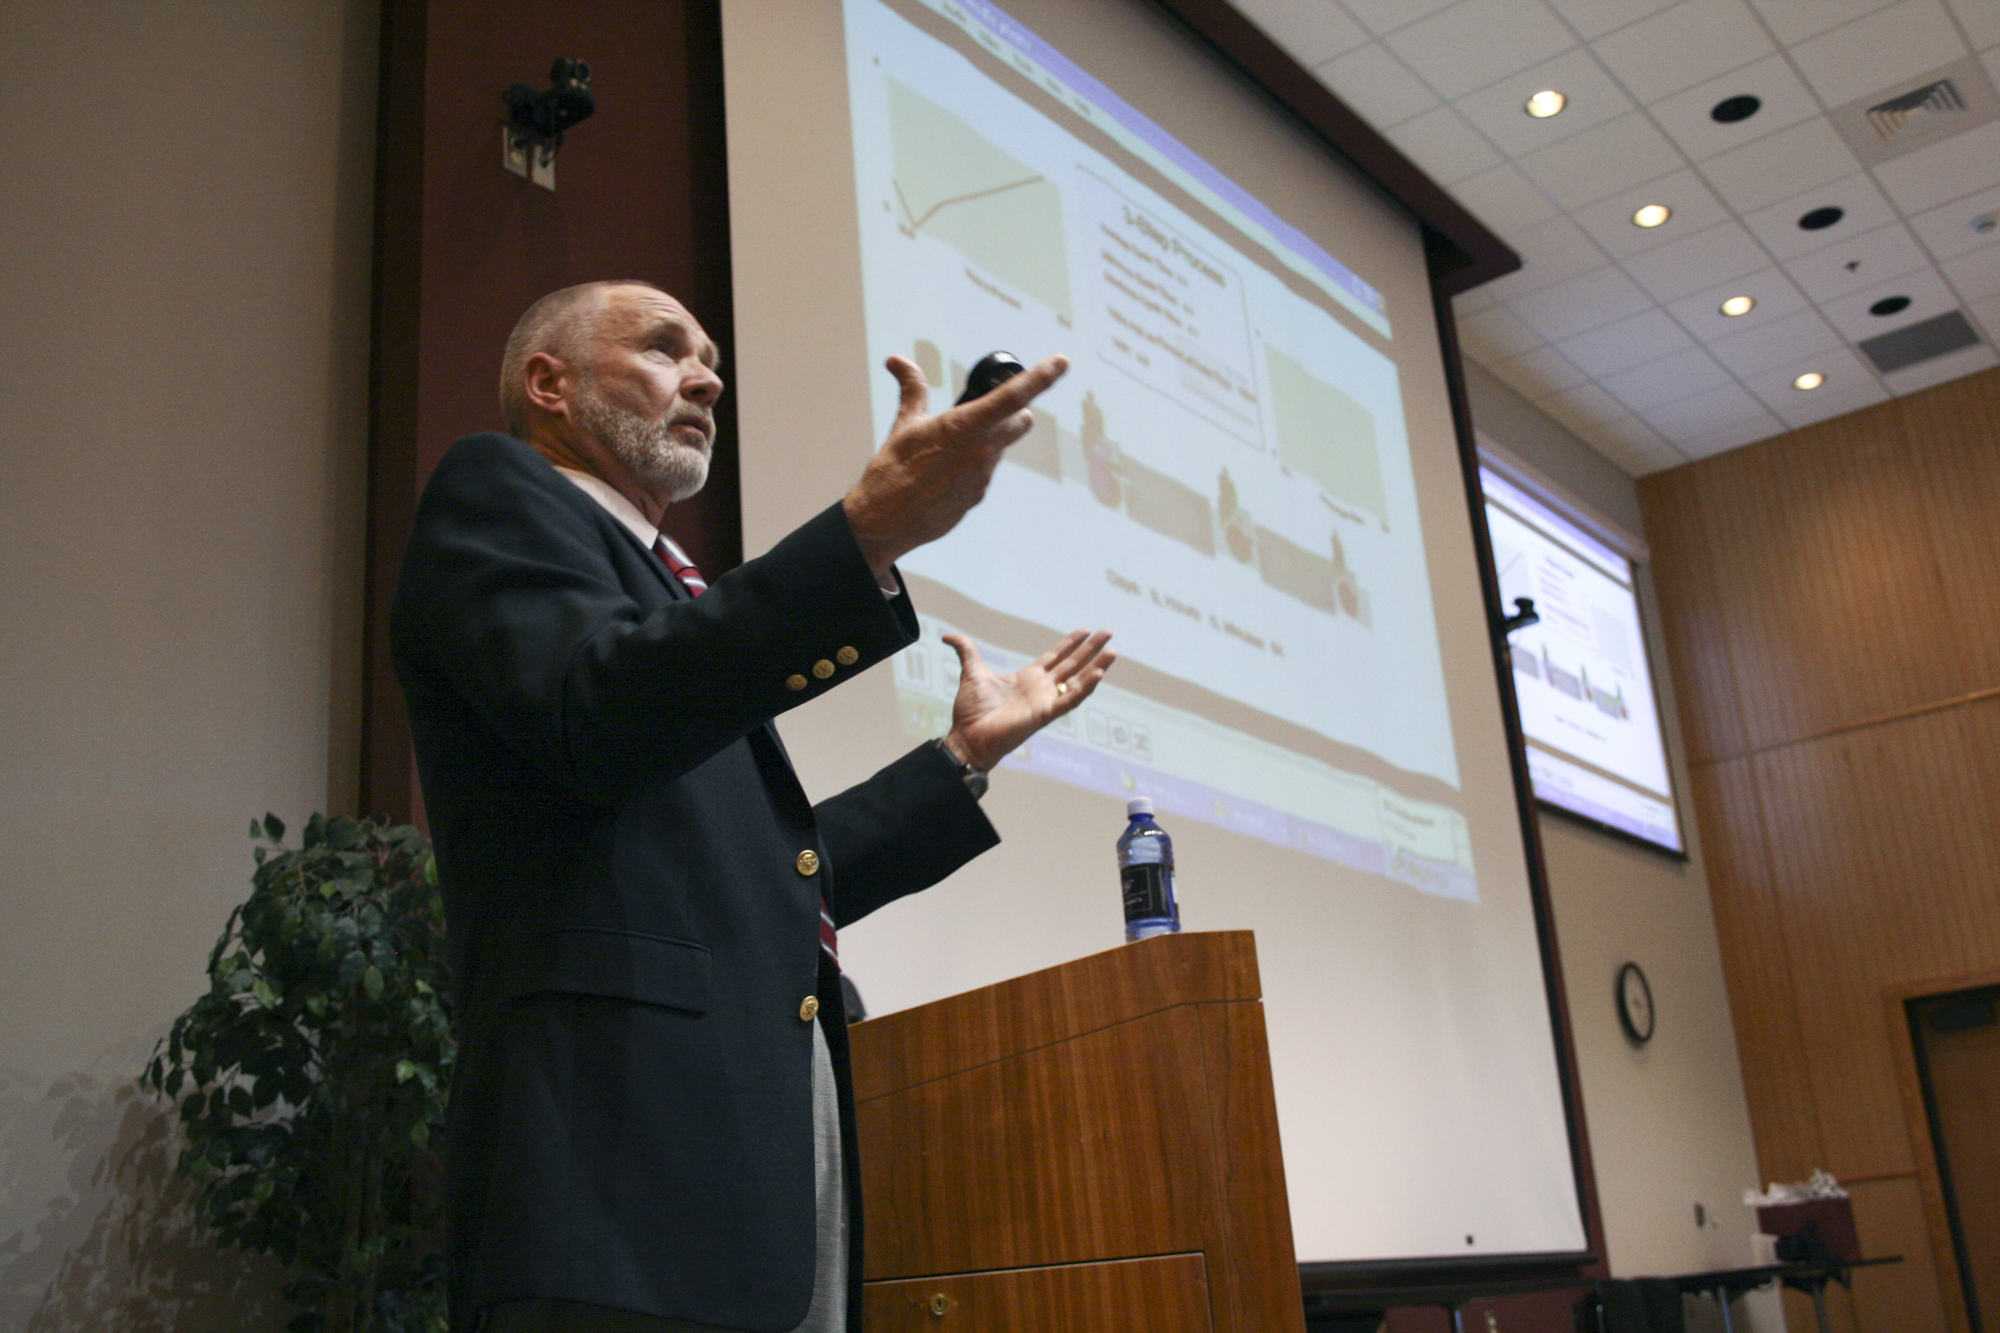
[864,1253,1213,1332]
[1616,465,1750,765]
[1845,1175,1953,1333]
[1638,365,2000,1333]
[1752,706,2000,1179]
[1900,375,2000,690]
[1686,758,1824,1182]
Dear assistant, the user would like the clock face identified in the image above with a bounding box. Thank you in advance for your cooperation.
[1618,963,1655,1043]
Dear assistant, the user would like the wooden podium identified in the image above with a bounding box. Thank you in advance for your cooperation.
[849,930,1305,1332]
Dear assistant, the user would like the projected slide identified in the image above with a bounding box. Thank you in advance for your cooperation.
[1483,469,1682,852]
[846,0,1470,897]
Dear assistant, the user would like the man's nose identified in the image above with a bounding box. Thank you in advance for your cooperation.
[684,361,725,405]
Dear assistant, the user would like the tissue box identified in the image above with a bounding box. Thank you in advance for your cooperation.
[1756,1197,1859,1262]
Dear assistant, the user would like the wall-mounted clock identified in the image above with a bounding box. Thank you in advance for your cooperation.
[1617,962,1655,1044]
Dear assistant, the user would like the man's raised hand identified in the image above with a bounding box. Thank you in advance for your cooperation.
[843,353,1069,580]
[940,629,1115,774]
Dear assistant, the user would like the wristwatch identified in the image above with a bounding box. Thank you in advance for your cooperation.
[932,737,989,800]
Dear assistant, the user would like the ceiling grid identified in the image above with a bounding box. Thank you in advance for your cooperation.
[1232,0,2000,473]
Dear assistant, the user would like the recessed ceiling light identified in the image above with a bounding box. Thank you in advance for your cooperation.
[1711,94,1761,123]
[1799,206,1844,231]
[1632,204,1671,228]
[1793,372,1826,390]
[1525,90,1566,118]
[1720,295,1755,317]
[1869,295,1911,317]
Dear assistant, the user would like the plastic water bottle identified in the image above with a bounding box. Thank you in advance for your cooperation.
[1117,798,1179,942]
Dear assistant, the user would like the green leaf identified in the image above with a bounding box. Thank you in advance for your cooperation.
[410,1120,430,1149]
[253,979,278,1009]
[363,966,384,1001]
[262,812,286,842]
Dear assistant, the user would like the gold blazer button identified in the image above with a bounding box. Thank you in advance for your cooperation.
[813,659,836,679]
[799,995,820,1022]
[786,674,808,691]
[835,645,859,666]
[796,849,820,876]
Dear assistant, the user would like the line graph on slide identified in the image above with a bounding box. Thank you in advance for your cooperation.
[888,79,1072,321]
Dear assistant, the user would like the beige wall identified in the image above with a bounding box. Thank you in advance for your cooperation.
[1465,362,1781,1333]
[0,0,377,1326]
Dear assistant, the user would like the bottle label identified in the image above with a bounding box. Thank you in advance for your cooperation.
[1121,862,1175,923]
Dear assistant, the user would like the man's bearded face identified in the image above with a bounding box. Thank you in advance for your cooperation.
[571,365,712,504]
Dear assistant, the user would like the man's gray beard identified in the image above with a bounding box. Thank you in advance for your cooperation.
[572,387,711,503]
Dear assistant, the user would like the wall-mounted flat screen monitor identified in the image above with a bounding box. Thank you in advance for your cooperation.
[1482,466,1684,855]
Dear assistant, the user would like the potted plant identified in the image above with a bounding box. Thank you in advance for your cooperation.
[143,813,455,1333]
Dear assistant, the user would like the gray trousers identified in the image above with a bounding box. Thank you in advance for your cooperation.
[483,1020,848,1333]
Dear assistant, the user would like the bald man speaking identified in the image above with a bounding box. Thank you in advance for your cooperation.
[392,283,1111,1333]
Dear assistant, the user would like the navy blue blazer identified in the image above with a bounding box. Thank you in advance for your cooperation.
[391,435,999,1331]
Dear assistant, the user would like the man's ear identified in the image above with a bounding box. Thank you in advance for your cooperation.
[522,352,572,419]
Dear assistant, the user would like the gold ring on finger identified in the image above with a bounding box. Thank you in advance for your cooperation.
[1056,682,1069,696]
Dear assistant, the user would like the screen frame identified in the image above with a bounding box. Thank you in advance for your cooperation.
[1477,463,1691,862]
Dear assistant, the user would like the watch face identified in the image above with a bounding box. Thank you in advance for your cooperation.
[1618,963,1655,1043]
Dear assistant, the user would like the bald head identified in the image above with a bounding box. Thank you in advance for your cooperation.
[499,280,665,436]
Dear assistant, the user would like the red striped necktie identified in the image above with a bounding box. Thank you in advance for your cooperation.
[654,534,838,965]
[652,535,708,596]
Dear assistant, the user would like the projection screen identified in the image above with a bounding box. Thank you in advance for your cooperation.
[722,0,1589,1265]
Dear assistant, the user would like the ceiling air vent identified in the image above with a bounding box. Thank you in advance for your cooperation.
[1856,311,1982,375]
[1831,58,2000,165]
[1866,79,1966,141]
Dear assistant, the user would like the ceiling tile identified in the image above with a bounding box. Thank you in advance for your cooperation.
[1385,105,1504,183]
[1556,307,1696,376]
[1341,0,1458,35]
[1791,0,1970,107]
[1593,0,1774,103]
[1578,414,1672,453]
[1740,173,1900,261]
[1784,221,1933,301]
[1649,53,1823,163]
[1678,413,1787,457]
[1454,283,1499,313]
[1570,169,1731,259]
[1449,163,1562,234]
[1965,291,2000,342]
[1488,343,1593,395]
[1943,243,2000,300]
[1948,0,2000,50]
[1233,0,1372,67]
[1872,119,2000,214]
[1458,302,1551,360]
[1620,221,1770,300]
[1316,43,1439,127]
[1599,345,1734,410]
[1483,215,1607,300]
[1742,347,1885,413]
[1908,185,2000,260]
[1822,265,1961,339]
[1546,0,1682,41]
[1383,0,1577,100]
[1664,267,1813,338]
[1707,308,1847,373]
[1881,340,2000,391]
[1453,48,1636,157]
[1641,381,1774,438]
[1750,0,1897,45]
[1698,118,1861,214]
[1769,374,1894,428]
[1505,264,1657,339]
[1536,380,1635,431]
[1515,111,1684,209]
